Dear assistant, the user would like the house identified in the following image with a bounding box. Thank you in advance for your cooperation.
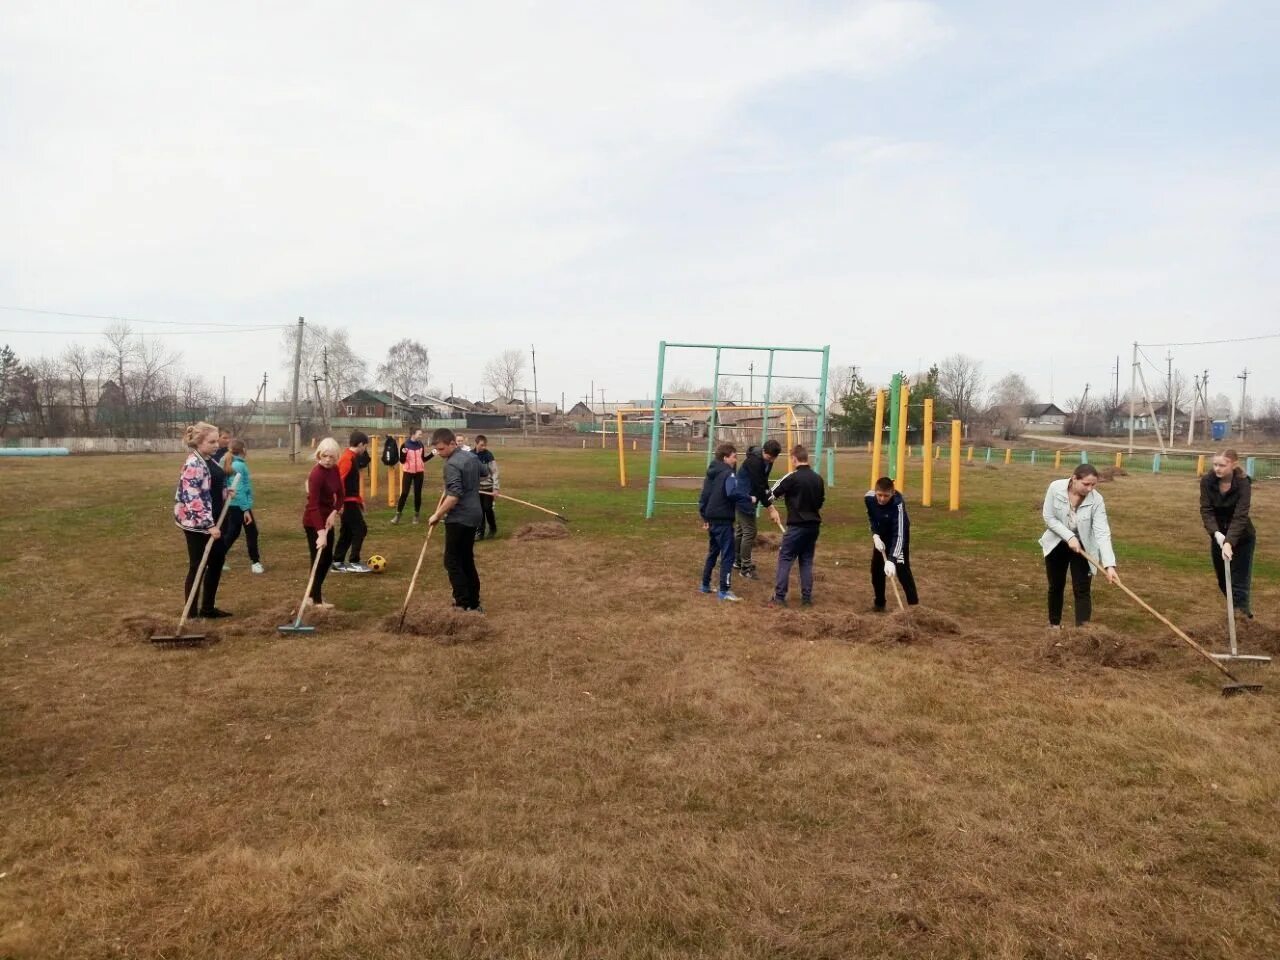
[335,390,414,422]
[408,394,472,420]
[1110,402,1185,434]
[566,401,632,422]
[1020,402,1068,427]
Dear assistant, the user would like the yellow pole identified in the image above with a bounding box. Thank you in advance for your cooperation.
[966,445,974,462]
[922,398,934,507]
[617,411,626,486]
[866,441,872,453]
[1196,454,1206,475]
[785,406,794,460]
[369,444,378,499]
[895,383,909,495]
[1054,450,1062,469]
[1004,448,1012,465]
[870,390,886,487]
[1114,451,1123,468]
[935,444,941,460]
[949,419,961,511]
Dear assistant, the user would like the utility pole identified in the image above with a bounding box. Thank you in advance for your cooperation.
[748,361,754,404]
[521,387,529,439]
[322,346,331,428]
[1127,342,1137,454]
[289,316,304,462]
[1113,356,1120,407]
[1079,383,1089,435]
[591,379,596,436]
[1166,351,1174,446]
[1238,368,1249,439]
[1188,374,1199,445]
[530,344,540,434]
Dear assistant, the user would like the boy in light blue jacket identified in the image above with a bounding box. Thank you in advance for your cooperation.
[222,439,265,573]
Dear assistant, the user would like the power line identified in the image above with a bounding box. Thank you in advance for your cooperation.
[1139,332,1280,348]
[0,305,291,330]
[0,325,285,336]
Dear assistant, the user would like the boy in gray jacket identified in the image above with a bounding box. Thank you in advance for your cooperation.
[427,428,489,612]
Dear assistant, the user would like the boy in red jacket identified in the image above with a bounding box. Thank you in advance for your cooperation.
[332,431,372,573]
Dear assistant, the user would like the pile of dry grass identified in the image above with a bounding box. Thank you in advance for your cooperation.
[1041,623,1163,669]
[113,612,223,646]
[510,522,569,541]
[1097,465,1128,481]
[379,607,492,644]
[770,606,964,646]
[753,532,780,552]
[1186,616,1280,656]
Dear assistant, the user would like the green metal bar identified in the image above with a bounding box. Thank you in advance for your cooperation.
[887,373,902,481]
[644,341,667,519]
[761,350,775,447]
[663,342,826,353]
[826,448,835,486]
[814,344,830,462]
[705,348,722,465]
[712,370,825,381]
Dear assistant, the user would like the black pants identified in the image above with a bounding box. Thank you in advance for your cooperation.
[333,503,367,564]
[1045,540,1092,626]
[397,472,424,515]
[305,526,334,603]
[443,521,482,610]
[183,528,225,614]
[479,489,497,534]
[1210,534,1256,614]
[221,506,261,564]
[872,545,919,608]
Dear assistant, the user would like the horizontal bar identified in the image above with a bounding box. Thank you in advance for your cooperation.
[664,342,828,354]
[713,371,825,381]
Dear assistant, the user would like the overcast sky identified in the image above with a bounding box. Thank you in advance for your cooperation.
[3,1,1278,409]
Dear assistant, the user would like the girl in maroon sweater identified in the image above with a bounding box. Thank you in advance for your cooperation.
[303,438,345,609]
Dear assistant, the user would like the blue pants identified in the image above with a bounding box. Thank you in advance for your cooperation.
[774,525,820,601]
[702,522,736,592]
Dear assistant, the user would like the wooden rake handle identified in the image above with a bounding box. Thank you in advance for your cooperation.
[480,489,568,522]
[176,474,241,634]
[1081,551,1242,683]
[398,492,448,632]
[877,547,906,612]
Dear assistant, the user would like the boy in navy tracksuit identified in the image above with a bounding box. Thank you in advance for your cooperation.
[865,476,920,610]
[698,442,752,602]
[765,445,825,607]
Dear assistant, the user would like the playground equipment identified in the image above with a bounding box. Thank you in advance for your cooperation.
[0,447,69,457]
[641,341,830,519]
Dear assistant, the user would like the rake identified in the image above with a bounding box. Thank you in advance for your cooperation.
[278,527,331,634]
[1082,552,1262,696]
[151,474,240,647]
[877,545,915,638]
[480,490,568,522]
[397,493,448,633]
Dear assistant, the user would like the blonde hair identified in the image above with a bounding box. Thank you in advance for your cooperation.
[1216,448,1243,475]
[184,422,218,449]
[223,437,247,473]
[314,437,341,461]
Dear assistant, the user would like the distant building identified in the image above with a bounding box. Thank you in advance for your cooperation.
[335,390,415,422]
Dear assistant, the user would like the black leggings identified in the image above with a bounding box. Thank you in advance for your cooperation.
[305,526,334,603]
[397,472,424,515]
[183,528,225,614]
[1045,540,1092,626]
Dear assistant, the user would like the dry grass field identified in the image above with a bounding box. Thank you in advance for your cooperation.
[2,446,1278,959]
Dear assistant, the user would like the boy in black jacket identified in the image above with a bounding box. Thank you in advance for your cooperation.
[698,442,752,602]
[734,439,781,580]
[865,476,920,610]
[766,445,825,607]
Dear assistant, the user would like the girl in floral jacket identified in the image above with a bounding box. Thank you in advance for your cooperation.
[174,421,231,618]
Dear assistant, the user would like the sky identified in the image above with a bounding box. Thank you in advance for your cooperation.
[2,0,1279,410]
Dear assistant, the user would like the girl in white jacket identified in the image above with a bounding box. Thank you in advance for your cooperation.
[1040,463,1119,627]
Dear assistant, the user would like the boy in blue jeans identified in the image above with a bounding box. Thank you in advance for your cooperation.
[698,442,751,601]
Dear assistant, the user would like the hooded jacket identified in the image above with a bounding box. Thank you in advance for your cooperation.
[699,458,751,523]
[736,446,775,514]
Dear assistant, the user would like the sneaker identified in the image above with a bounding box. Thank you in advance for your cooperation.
[718,590,743,602]
[740,569,759,580]
[331,562,349,573]
[198,608,233,619]
[475,530,485,541]
[390,513,401,525]
[412,514,420,525]
[801,597,813,607]
[699,584,713,595]
[251,562,265,574]
[764,597,787,608]
[872,604,886,614]
[347,562,372,574]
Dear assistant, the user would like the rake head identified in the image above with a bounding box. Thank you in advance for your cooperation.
[277,622,316,635]
[149,632,213,648]
[1221,681,1264,697]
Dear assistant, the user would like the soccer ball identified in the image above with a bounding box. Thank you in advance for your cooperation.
[367,554,388,573]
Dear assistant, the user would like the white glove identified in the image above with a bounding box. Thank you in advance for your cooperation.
[883,560,896,578]
[872,534,885,552]
[1214,531,1226,547]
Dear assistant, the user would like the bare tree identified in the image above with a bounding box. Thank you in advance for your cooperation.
[0,345,24,437]
[61,343,101,429]
[826,364,859,410]
[717,378,744,402]
[280,323,369,416]
[772,386,813,404]
[97,321,138,422]
[937,354,985,431]
[665,376,699,399]
[988,372,1034,439]
[376,339,430,401]
[26,356,69,435]
[1210,393,1234,420]
[482,349,526,401]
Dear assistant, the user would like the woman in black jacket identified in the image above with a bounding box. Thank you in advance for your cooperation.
[1200,448,1256,618]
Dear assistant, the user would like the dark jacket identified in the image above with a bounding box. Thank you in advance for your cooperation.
[699,458,750,523]
[865,490,910,561]
[207,453,227,519]
[770,465,824,526]
[442,448,489,526]
[1200,470,1255,545]
[736,446,775,514]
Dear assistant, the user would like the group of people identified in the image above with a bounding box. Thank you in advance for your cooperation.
[697,440,920,611]
[174,420,1259,630]
[173,424,497,619]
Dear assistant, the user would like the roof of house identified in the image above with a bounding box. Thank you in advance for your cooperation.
[1022,403,1067,418]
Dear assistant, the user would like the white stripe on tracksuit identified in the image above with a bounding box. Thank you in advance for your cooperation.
[892,501,905,562]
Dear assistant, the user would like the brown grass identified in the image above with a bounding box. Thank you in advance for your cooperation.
[2,449,1279,958]
[510,521,570,541]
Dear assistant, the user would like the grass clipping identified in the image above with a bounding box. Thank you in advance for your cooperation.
[511,522,569,541]
[1041,624,1163,669]
[778,607,963,645]
[380,608,492,644]
[115,613,220,646]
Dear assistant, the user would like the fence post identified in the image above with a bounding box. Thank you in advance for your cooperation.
[1030,449,1037,465]
[985,448,991,463]
[949,420,961,511]
[1114,451,1123,468]
[1152,453,1161,473]
[1055,450,1062,469]
[921,398,933,506]
[967,446,974,462]
[826,448,835,487]
[1004,448,1012,465]
[1196,454,1205,475]
[1081,450,1089,465]
[1246,456,1256,477]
